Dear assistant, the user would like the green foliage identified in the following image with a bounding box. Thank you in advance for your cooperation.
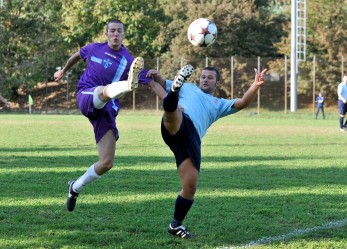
[0,0,64,99]
[1,0,347,105]
[60,0,165,57]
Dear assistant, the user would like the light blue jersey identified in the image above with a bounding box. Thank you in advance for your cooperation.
[166,80,239,139]
[338,82,347,100]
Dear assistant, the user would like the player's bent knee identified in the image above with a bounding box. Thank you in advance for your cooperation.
[93,87,107,109]
[101,163,113,172]
[99,158,114,171]
[183,183,197,196]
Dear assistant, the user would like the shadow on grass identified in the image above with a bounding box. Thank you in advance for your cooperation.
[1,153,347,248]
[0,191,346,248]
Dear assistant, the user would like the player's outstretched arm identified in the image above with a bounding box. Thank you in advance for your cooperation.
[146,69,166,86]
[147,69,167,100]
[234,68,267,110]
[149,80,167,100]
[54,51,81,81]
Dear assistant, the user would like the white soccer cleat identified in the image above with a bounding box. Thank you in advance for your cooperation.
[128,57,144,91]
[171,64,194,92]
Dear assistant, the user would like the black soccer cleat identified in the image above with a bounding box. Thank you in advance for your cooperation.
[168,224,192,239]
[66,180,79,212]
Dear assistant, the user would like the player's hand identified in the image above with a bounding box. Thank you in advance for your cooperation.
[146,69,160,78]
[54,70,64,81]
[146,69,165,84]
[254,68,267,86]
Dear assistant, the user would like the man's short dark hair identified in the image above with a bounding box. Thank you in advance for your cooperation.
[203,67,221,81]
[106,19,124,31]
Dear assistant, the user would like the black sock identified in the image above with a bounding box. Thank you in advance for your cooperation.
[163,90,179,112]
[340,117,344,128]
[171,195,194,227]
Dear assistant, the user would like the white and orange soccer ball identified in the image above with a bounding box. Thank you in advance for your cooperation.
[187,18,217,47]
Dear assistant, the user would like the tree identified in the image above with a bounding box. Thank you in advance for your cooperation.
[154,0,287,99]
[60,0,165,57]
[0,0,64,100]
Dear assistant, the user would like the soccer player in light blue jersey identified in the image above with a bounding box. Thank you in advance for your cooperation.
[337,75,347,131]
[147,65,267,238]
[54,19,163,212]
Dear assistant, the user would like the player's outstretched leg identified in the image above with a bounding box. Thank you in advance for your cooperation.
[103,57,144,99]
[66,180,79,212]
[127,57,144,91]
[171,64,194,92]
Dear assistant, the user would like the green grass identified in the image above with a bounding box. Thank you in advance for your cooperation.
[0,111,346,249]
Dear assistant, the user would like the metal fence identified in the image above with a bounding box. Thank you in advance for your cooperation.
[3,56,345,113]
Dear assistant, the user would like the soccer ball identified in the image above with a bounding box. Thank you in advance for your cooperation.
[187,18,217,47]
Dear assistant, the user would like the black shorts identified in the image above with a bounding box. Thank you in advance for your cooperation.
[161,113,201,171]
[338,100,347,115]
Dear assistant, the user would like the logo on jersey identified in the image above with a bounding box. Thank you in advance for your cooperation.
[91,56,102,64]
[105,52,117,59]
[103,59,112,69]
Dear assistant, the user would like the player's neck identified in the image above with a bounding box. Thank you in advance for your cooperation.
[108,43,122,51]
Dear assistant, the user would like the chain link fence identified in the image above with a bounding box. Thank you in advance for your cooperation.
[2,56,345,114]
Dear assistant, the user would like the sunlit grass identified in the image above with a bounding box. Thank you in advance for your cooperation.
[0,112,346,248]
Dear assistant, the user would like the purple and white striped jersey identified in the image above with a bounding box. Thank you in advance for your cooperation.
[77,42,151,91]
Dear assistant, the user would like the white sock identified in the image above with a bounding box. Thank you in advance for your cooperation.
[104,80,129,99]
[93,88,107,109]
[73,164,101,193]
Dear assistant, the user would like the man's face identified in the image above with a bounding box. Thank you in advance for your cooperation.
[106,22,124,50]
[199,69,219,94]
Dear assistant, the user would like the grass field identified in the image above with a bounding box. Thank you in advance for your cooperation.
[0,111,347,249]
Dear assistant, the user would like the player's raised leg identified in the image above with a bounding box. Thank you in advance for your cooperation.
[127,56,144,91]
[171,64,194,92]
[162,65,194,135]
[103,57,144,99]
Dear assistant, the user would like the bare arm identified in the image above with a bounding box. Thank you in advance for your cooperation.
[148,80,167,100]
[338,91,346,103]
[54,51,82,81]
[146,69,167,100]
[234,68,267,110]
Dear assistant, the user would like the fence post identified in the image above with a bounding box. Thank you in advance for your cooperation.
[257,56,260,114]
[230,56,234,99]
[156,57,160,112]
[312,56,316,114]
[342,55,345,80]
[285,55,288,114]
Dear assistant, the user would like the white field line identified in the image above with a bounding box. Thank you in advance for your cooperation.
[217,219,347,249]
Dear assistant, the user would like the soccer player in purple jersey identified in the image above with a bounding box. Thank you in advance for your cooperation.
[54,19,163,212]
[147,65,267,238]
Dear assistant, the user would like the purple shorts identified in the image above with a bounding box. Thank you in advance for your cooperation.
[77,87,120,144]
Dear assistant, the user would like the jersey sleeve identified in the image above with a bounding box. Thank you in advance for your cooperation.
[79,43,94,61]
[138,68,153,85]
[218,98,239,117]
[337,83,344,95]
[165,80,172,92]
